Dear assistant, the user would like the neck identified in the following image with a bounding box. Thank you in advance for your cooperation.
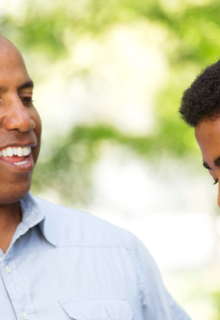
[0,202,21,254]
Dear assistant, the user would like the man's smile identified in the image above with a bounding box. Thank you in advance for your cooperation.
[0,145,31,157]
[0,145,35,170]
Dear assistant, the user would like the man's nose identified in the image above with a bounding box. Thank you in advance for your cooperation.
[3,98,35,132]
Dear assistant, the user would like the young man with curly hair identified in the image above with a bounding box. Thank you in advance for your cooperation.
[180,60,220,206]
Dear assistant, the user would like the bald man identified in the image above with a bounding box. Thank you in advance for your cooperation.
[0,36,191,320]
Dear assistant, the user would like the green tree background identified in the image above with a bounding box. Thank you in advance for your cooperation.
[1,1,220,319]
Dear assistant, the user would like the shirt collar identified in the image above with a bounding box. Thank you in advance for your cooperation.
[20,192,57,247]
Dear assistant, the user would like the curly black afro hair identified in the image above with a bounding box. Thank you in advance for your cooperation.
[180,60,220,127]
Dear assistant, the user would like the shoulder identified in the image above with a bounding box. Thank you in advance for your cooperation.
[32,196,192,319]
[33,196,137,249]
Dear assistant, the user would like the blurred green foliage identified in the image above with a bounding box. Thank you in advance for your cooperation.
[1,0,220,204]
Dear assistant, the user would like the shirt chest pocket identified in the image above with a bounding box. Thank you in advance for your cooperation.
[60,299,134,320]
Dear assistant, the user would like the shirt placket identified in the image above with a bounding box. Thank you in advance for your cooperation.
[1,232,37,320]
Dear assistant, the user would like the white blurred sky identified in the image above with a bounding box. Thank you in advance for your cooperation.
[32,24,168,140]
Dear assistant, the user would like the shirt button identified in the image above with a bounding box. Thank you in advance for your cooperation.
[22,312,29,319]
[5,265,11,273]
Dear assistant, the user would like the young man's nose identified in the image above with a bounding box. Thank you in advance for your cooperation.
[3,98,35,132]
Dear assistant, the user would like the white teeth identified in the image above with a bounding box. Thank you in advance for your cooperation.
[17,147,23,157]
[7,147,13,157]
[23,146,31,156]
[0,146,32,157]
[13,160,28,166]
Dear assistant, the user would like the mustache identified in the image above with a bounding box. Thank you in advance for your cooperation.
[0,131,38,149]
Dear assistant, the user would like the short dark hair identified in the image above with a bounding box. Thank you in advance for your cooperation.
[179,60,220,127]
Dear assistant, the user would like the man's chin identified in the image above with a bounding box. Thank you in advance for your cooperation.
[0,182,32,205]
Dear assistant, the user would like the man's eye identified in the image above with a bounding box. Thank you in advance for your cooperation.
[20,97,34,104]
[214,179,219,185]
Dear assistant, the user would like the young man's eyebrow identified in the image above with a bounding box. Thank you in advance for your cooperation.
[203,162,211,169]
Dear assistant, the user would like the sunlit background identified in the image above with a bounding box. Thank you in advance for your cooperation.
[1,0,220,318]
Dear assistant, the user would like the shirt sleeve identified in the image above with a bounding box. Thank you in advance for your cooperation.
[134,236,192,320]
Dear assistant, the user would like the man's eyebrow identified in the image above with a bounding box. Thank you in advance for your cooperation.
[203,156,220,170]
[0,80,34,93]
[18,80,34,90]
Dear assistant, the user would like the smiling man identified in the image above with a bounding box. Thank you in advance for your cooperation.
[0,37,41,255]
[179,60,220,206]
[0,35,192,320]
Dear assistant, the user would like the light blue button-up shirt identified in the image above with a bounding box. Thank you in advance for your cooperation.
[0,193,191,320]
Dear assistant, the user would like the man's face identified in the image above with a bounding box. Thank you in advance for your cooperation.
[0,40,41,204]
[195,116,220,207]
